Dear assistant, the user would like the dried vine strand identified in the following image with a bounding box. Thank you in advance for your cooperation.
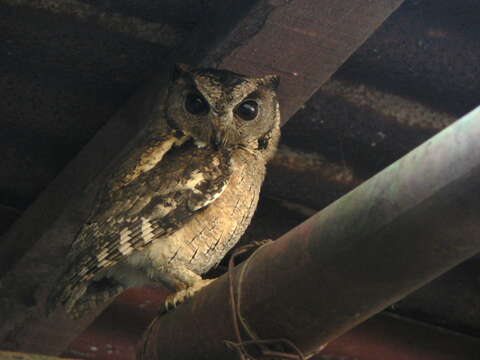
[225,240,308,360]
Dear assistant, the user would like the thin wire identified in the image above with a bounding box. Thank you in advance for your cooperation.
[225,240,308,360]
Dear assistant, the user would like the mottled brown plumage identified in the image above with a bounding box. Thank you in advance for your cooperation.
[48,65,281,317]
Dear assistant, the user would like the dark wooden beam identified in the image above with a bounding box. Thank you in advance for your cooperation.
[0,351,77,360]
[212,0,405,123]
[323,313,480,360]
[0,0,404,356]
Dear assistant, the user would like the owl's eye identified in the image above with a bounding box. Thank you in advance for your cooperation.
[235,100,258,121]
[185,93,209,115]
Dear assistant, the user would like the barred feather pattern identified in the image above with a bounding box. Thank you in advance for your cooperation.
[48,140,233,313]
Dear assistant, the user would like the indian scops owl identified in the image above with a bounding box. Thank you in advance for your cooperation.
[48,65,281,317]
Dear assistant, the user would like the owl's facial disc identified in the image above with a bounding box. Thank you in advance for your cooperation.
[167,66,280,154]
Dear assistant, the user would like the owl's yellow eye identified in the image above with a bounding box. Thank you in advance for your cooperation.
[185,93,209,115]
[235,100,258,121]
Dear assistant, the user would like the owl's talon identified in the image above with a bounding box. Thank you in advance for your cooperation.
[163,278,215,313]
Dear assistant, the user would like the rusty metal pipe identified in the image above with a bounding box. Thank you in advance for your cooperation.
[139,106,480,359]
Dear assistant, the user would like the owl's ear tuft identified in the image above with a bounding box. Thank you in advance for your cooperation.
[260,74,280,90]
[172,63,192,80]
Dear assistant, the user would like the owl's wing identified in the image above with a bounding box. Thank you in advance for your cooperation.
[48,141,232,314]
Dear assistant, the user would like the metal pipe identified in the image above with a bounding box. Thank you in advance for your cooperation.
[139,106,480,359]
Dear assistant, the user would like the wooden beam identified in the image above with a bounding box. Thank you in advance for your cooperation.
[211,0,405,123]
[0,0,404,356]
[0,351,77,360]
[323,313,480,360]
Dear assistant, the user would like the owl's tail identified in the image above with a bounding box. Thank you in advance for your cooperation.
[68,282,124,319]
[45,269,89,317]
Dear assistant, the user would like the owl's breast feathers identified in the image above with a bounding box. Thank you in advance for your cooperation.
[48,135,254,313]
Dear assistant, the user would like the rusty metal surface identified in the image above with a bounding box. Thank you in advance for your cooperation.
[140,107,480,359]
[322,313,480,360]
[281,0,480,182]
[263,146,361,211]
[337,0,480,117]
[245,197,480,339]
[282,79,454,180]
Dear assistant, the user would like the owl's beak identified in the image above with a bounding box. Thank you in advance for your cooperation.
[212,132,223,150]
[211,118,232,150]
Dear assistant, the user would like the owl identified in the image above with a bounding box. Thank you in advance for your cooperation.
[47,64,281,317]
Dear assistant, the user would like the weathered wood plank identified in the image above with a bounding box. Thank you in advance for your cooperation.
[0,350,77,360]
[0,0,404,355]
[214,0,405,123]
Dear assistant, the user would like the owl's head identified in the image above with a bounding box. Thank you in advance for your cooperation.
[165,64,281,160]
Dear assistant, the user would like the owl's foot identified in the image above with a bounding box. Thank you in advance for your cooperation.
[164,278,215,312]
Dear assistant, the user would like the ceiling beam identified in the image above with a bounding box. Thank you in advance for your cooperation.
[0,351,76,360]
[214,0,405,123]
[323,313,480,360]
